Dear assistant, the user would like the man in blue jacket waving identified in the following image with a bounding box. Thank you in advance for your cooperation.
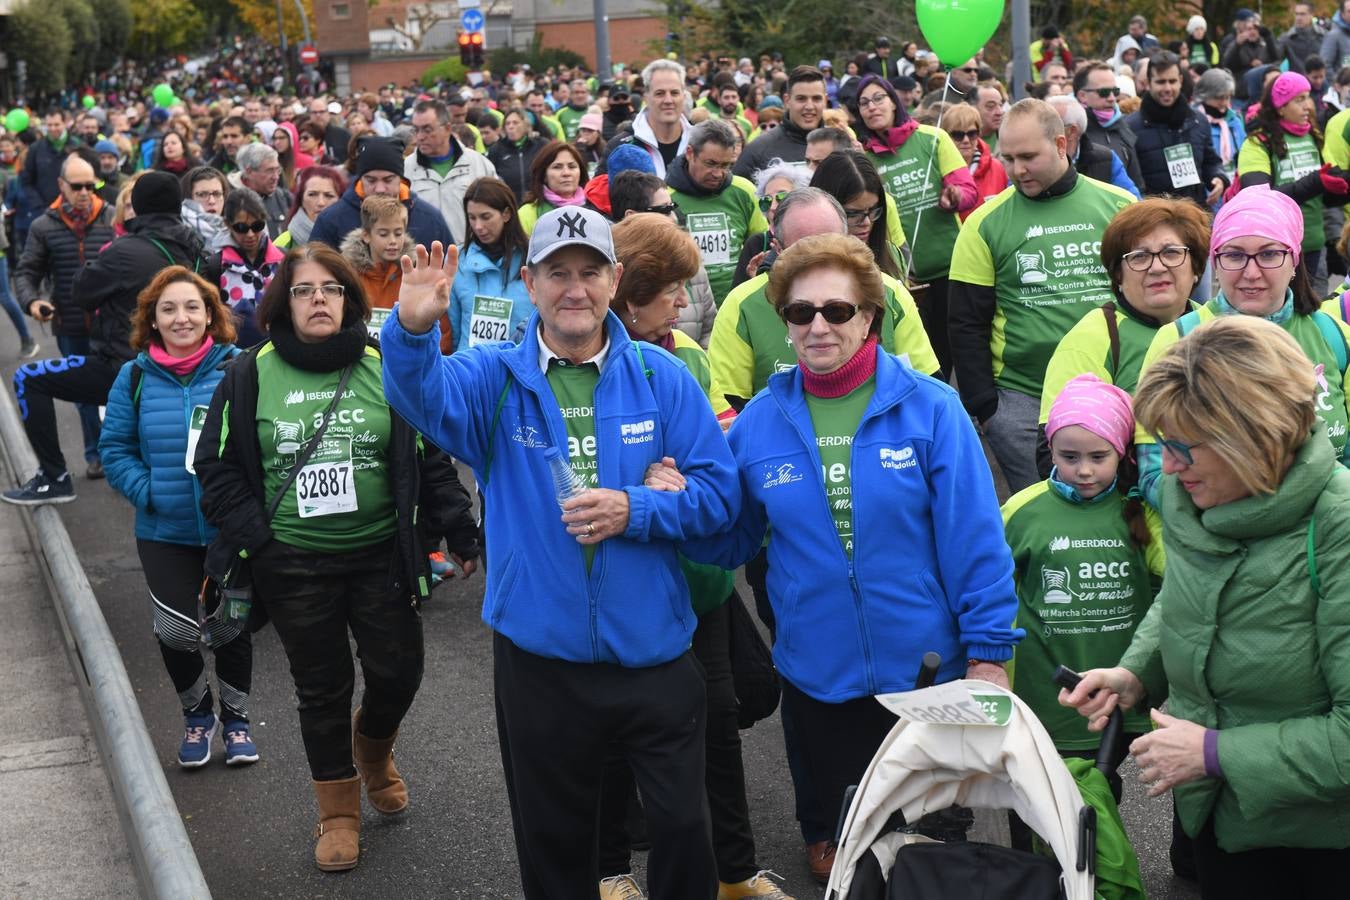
[380,207,738,899]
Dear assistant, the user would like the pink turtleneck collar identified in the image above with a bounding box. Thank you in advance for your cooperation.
[800,334,878,398]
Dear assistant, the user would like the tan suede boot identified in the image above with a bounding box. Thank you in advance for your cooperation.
[352,707,408,814]
[312,776,361,872]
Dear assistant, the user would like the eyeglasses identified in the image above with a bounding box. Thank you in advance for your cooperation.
[781,301,860,326]
[857,93,891,109]
[643,202,678,216]
[1214,248,1292,270]
[947,128,981,142]
[64,181,98,193]
[289,283,346,300]
[760,122,779,130]
[957,67,979,74]
[844,204,884,225]
[1122,245,1190,271]
[1152,434,1205,466]
[231,221,266,234]
[193,190,225,202]
[413,124,445,134]
[758,190,789,212]
[1093,87,1122,98]
[694,157,735,172]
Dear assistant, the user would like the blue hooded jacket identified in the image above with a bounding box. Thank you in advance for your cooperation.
[448,243,533,351]
[684,345,1023,701]
[380,307,740,666]
[99,342,240,546]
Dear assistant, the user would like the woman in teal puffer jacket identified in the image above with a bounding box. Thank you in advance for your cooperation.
[99,265,254,770]
[1062,316,1350,900]
[448,177,532,351]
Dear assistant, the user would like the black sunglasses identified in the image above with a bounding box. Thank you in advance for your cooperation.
[231,221,267,234]
[947,128,981,142]
[781,301,859,326]
[643,202,678,216]
[65,181,98,193]
[1093,87,1122,98]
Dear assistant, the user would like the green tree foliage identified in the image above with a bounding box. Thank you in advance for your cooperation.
[129,0,208,58]
[421,56,469,88]
[55,0,100,85]
[91,0,134,71]
[6,0,73,97]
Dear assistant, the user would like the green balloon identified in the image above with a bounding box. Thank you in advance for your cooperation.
[916,0,1006,67]
[152,83,175,107]
[82,95,96,109]
[4,108,29,134]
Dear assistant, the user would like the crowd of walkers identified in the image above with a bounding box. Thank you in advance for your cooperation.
[2,11,1350,900]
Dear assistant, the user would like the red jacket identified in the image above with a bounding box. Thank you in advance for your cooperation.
[962,140,1008,223]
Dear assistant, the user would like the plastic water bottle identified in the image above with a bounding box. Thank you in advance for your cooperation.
[546,447,589,510]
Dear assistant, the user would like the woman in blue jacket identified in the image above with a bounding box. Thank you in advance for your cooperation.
[449,177,532,351]
[98,265,254,769]
[679,233,1023,849]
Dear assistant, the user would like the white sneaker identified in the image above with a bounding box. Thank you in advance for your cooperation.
[598,873,646,900]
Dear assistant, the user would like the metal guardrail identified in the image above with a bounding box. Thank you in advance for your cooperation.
[0,381,211,899]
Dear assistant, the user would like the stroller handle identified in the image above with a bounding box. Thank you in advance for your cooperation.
[1052,665,1128,776]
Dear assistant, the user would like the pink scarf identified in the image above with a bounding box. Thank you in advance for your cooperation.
[1280,119,1313,137]
[542,186,586,207]
[149,335,214,376]
[862,121,919,155]
[800,334,878,398]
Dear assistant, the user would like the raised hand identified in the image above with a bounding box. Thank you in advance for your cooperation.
[396,241,459,335]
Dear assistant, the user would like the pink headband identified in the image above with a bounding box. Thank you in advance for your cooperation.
[1210,183,1303,264]
[1270,71,1312,111]
[1046,374,1135,459]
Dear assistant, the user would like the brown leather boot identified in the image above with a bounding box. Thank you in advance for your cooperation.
[352,707,408,814]
[312,776,361,872]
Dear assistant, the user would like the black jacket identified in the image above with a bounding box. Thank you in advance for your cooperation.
[72,213,206,363]
[1074,133,1117,185]
[21,136,71,207]
[733,114,811,178]
[1083,114,1144,193]
[488,136,548,203]
[1125,97,1226,204]
[194,333,480,610]
[1223,28,1301,98]
[14,200,115,338]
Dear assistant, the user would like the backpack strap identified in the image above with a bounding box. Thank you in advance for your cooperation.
[1340,291,1350,326]
[480,374,513,489]
[1100,302,1121,379]
[136,234,202,273]
[129,364,144,411]
[1312,310,1350,376]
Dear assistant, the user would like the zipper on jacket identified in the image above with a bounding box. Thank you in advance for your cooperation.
[847,431,878,695]
[186,384,209,546]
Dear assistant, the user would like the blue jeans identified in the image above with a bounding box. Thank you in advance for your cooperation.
[0,255,29,343]
[55,334,101,464]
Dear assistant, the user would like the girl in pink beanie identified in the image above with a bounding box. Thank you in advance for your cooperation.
[1001,373,1164,848]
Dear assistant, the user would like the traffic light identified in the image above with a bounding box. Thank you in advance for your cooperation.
[459,31,485,68]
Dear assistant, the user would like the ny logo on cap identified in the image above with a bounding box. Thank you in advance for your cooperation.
[556,212,588,239]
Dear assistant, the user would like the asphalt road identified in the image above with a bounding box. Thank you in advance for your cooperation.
[1,330,1201,900]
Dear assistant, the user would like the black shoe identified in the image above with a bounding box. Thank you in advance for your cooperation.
[2,470,76,505]
[86,459,104,480]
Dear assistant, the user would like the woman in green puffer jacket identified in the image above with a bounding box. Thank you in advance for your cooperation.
[1061,315,1350,900]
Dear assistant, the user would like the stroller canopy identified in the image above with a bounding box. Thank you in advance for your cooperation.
[827,680,1097,900]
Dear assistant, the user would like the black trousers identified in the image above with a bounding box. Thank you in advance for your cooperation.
[493,632,716,900]
[251,538,423,781]
[1190,814,1350,899]
[597,597,759,883]
[746,548,828,844]
[915,276,952,382]
[137,539,252,721]
[12,351,119,477]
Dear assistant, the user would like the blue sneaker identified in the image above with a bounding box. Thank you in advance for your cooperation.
[222,720,259,766]
[178,712,217,768]
[2,470,75,506]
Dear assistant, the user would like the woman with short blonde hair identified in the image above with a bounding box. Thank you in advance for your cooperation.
[1064,314,1350,900]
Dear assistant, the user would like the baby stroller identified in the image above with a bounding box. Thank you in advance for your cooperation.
[825,656,1136,900]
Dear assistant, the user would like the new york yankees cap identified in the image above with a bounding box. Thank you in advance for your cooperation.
[527,206,616,265]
